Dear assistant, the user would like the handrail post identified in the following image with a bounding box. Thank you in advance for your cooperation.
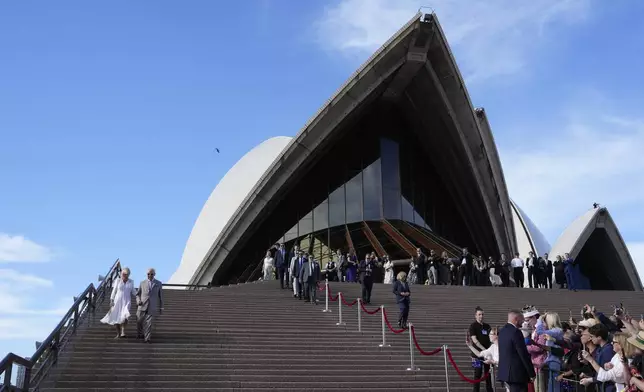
[322,279,331,313]
[357,298,362,332]
[406,323,419,371]
[3,362,13,388]
[335,293,345,326]
[443,344,450,391]
[491,365,496,392]
[23,365,32,391]
[378,305,390,347]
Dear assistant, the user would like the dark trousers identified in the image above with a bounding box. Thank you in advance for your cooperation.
[473,363,493,392]
[501,270,510,287]
[304,279,317,302]
[527,267,534,288]
[513,267,524,287]
[417,265,426,285]
[506,383,528,392]
[296,279,303,298]
[398,301,409,326]
[278,267,287,288]
[361,278,373,303]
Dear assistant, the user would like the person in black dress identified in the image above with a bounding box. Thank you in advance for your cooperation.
[359,254,375,304]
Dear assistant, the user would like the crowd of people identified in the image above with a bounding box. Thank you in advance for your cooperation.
[465,304,644,392]
[262,243,589,292]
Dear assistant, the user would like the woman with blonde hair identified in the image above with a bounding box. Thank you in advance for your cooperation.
[393,271,411,329]
[262,250,274,280]
[101,267,136,338]
[535,312,564,392]
[581,332,634,390]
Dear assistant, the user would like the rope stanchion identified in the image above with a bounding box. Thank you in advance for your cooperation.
[322,279,331,313]
[406,322,420,371]
[443,345,450,391]
[492,365,496,392]
[382,308,405,334]
[409,325,442,356]
[335,292,346,326]
[378,305,391,348]
[360,301,381,315]
[357,298,362,332]
[445,348,489,384]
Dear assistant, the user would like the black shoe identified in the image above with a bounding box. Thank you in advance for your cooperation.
[293,294,297,298]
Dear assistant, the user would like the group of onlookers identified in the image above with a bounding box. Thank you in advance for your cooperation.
[263,243,588,292]
[465,303,644,392]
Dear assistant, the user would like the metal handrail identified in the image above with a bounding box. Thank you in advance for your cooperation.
[0,258,122,392]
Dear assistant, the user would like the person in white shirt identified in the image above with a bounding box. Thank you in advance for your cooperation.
[510,253,524,288]
[262,250,274,280]
[525,251,537,288]
[467,326,500,365]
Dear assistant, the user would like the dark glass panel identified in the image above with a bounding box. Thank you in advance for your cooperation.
[329,226,348,255]
[313,199,329,232]
[345,172,363,223]
[284,223,299,242]
[381,138,402,220]
[346,223,373,259]
[366,222,409,261]
[383,188,402,220]
[329,185,345,227]
[298,211,313,237]
[402,196,415,223]
[362,159,382,221]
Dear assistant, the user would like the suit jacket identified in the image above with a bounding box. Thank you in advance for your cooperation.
[461,254,474,272]
[300,260,320,283]
[289,256,298,277]
[294,256,308,282]
[497,323,535,384]
[392,280,410,304]
[136,279,164,317]
[358,259,375,282]
[275,248,287,268]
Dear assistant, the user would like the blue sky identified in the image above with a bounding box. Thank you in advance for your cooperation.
[1,0,643,359]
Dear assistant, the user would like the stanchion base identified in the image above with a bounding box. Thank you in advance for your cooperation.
[378,344,391,348]
[336,322,346,326]
[322,309,332,313]
[406,367,420,371]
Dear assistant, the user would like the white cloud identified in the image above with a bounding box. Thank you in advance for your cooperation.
[501,112,644,238]
[0,233,54,263]
[0,269,69,341]
[315,0,590,81]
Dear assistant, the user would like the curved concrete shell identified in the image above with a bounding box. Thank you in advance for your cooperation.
[549,207,642,291]
[181,13,518,286]
[168,136,293,285]
[510,199,551,258]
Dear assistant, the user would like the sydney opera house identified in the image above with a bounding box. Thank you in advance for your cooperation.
[169,13,641,292]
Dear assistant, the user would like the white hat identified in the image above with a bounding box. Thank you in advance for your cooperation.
[578,318,598,328]
[522,305,540,319]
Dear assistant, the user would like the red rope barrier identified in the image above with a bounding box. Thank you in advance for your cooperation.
[327,286,338,302]
[409,326,442,356]
[445,349,489,384]
[339,292,357,307]
[360,300,381,315]
[382,308,405,334]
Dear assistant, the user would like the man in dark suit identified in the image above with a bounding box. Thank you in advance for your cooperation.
[275,243,288,289]
[301,256,321,304]
[414,248,427,285]
[461,248,474,286]
[293,251,307,300]
[358,255,376,304]
[497,310,535,392]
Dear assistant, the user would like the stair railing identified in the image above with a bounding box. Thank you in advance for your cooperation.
[0,258,121,392]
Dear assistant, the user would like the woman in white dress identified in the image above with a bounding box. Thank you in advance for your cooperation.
[101,267,135,338]
[488,256,503,287]
[383,256,394,284]
[263,250,274,280]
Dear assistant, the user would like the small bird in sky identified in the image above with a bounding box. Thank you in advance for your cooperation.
[214,148,220,153]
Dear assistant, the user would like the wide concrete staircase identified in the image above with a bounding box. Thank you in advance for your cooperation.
[37,281,644,391]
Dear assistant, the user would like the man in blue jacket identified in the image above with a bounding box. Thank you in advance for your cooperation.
[497,310,535,392]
